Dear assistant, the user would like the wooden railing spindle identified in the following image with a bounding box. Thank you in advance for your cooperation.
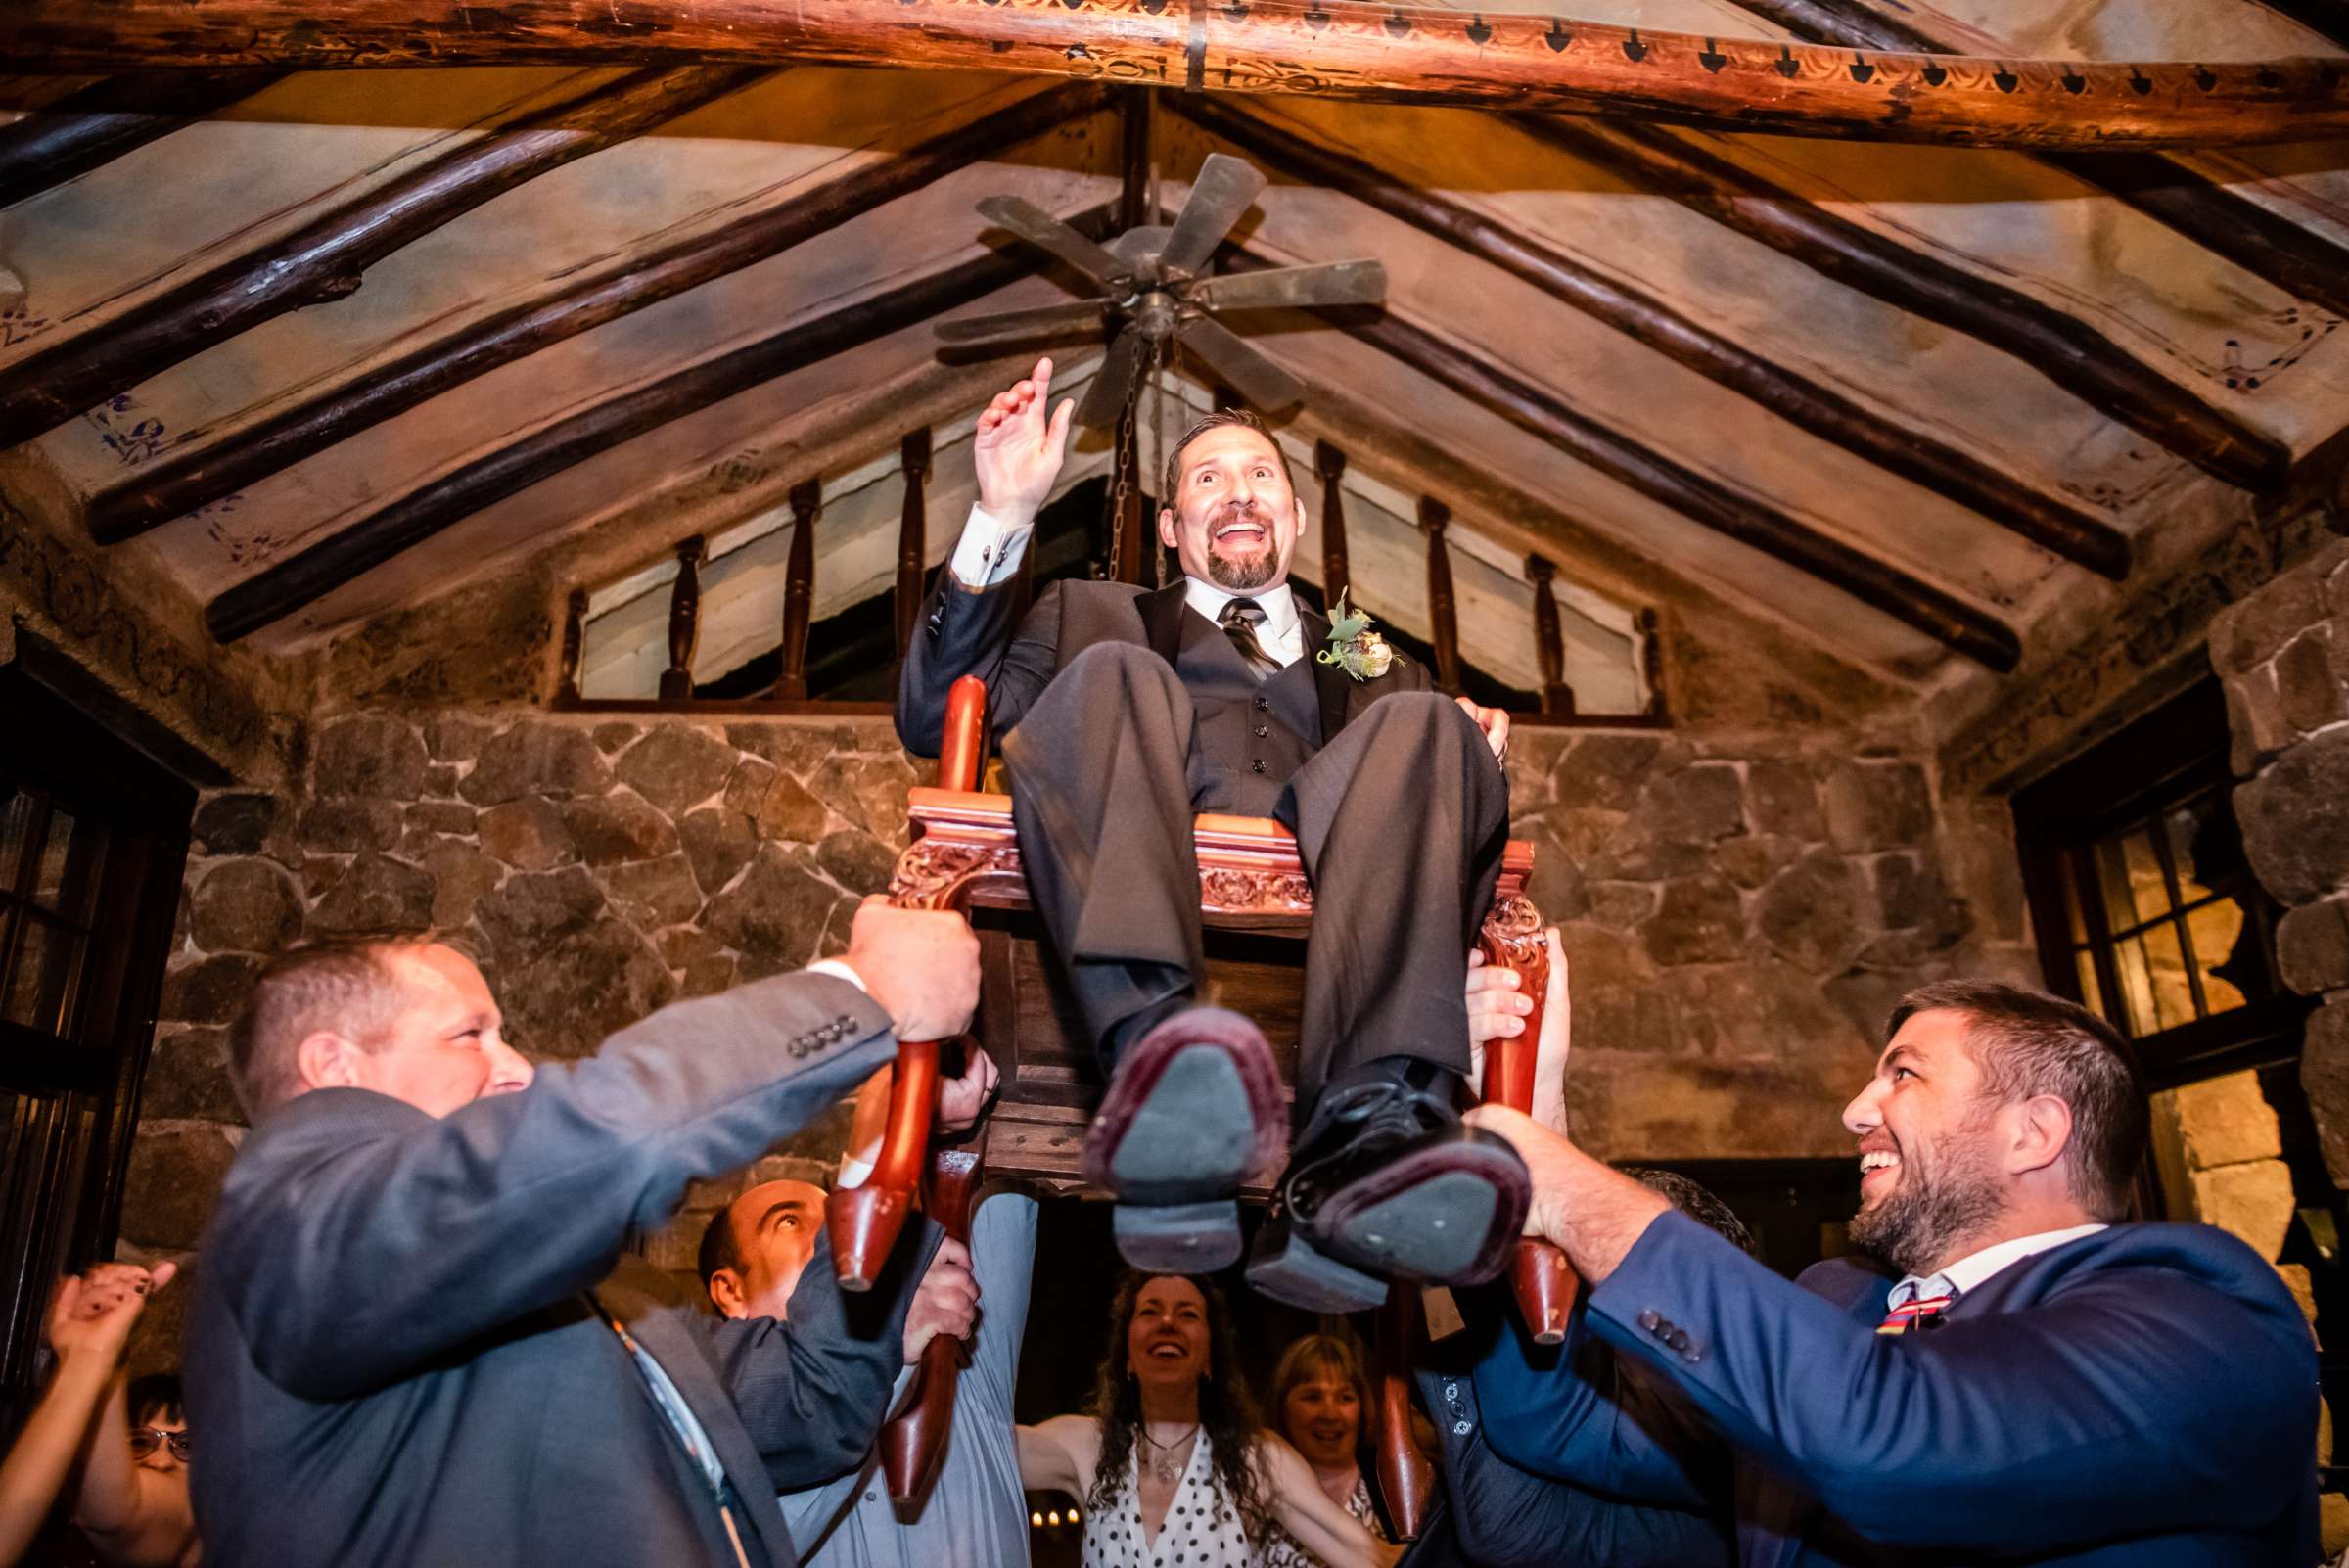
[659,537,705,701]
[897,430,932,662]
[1314,440,1350,611]
[1420,495,1460,693]
[776,479,819,699]
[1526,554,1575,717]
[557,587,586,706]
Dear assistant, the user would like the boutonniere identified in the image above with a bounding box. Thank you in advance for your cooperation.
[1315,591,1401,681]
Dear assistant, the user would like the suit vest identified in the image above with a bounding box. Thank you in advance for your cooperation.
[1173,604,1320,817]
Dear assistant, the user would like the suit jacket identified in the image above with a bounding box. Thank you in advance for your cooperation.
[1474,1213,2322,1567]
[184,972,937,1568]
[895,573,1428,761]
[1412,1304,1734,1568]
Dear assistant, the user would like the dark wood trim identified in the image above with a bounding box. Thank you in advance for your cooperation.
[1419,495,1462,691]
[0,65,766,450]
[1313,439,1351,608]
[84,81,1107,546]
[1179,97,2131,577]
[205,209,1112,642]
[7,3,2343,150]
[660,535,706,701]
[1518,115,2292,496]
[553,696,897,716]
[0,69,283,209]
[1226,248,2023,669]
[1525,554,1576,716]
[1118,88,1151,233]
[896,429,932,661]
[1727,0,2349,323]
[776,480,820,699]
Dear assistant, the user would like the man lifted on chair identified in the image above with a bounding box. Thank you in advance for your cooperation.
[898,355,1528,1313]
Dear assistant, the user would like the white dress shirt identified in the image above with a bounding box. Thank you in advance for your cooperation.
[947,503,1307,667]
[1884,1222,2108,1311]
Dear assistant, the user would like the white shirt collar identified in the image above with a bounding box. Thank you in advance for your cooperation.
[1182,576,1300,639]
[1888,1222,2108,1309]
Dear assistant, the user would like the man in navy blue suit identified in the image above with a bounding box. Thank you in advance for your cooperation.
[1463,978,2321,1567]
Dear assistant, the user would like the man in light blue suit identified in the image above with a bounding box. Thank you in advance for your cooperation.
[1464,978,2321,1567]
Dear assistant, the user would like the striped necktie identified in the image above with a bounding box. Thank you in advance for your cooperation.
[1877,1293,1955,1333]
[1218,597,1282,681]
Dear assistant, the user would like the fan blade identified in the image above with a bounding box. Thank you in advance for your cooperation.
[977,195,1133,288]
[935,300,1110,346]
[1188,259,1387,313]
[1176,317,1304,412]
[1077,326,1147,429]
[1157,154,1268,278]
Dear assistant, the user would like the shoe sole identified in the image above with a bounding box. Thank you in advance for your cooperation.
[1114,1198,1243,1273]
[1081,1010,1281,1203]
[1246,1221,1388,1312]
[1314,1139,1529,1285]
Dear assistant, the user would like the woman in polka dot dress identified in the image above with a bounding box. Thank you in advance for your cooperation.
[1018,1273,1398,1568]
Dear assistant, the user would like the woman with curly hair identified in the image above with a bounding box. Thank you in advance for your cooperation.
[1017,1272,1396,1568]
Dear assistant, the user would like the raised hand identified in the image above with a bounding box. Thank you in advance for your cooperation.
[45,1262,176,1367]
[973,355,1075,523]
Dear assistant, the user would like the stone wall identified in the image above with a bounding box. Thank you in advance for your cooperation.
[2212,536,2349,1187]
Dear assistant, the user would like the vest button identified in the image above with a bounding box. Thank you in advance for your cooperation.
[1254,724,1268,738]
[1251,759,1267,774]
[1254,696,1270,711]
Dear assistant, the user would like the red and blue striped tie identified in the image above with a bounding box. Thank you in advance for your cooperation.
[1878,1294,1954,1334]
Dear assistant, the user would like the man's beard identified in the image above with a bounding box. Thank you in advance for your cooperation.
[1201,507,1279,591]
[1846,1122,2005,1278]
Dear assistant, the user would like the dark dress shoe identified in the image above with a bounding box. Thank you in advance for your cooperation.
[1249,1064,1528,1309]
[1081,1006,1283,1273]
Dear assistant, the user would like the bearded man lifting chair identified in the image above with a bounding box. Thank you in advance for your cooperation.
[893,355,1530,1312]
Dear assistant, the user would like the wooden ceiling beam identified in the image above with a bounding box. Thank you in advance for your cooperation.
[0,64,766,451]
[203,206,1113,644]
[0,69,284,209]
[1730,0,2349,321]
[4,1,2346,152]
[1518,115,2292,495]
[1219,247,2020,669]
[1175,97,2129,579]
[84,81,1108,545]
[2251,0,2349,52]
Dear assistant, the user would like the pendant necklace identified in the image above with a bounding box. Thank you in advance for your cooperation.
[1142,1423,1200,1486]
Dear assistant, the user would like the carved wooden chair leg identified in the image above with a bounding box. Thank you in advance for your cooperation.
[829,1037,942,1289]
[1370,1287,1438,1540]
[880,1145,982,1502]
[1478,899,1578,1345]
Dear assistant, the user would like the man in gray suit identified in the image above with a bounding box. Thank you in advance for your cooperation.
[183,898,981,1568]
[898,356,1527,1313]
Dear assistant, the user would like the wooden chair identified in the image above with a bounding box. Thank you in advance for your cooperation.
[838,674,1574,1517]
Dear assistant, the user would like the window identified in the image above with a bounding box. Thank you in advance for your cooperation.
[2012,680,2304,1085]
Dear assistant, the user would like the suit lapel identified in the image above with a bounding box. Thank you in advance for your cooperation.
[622,1304,799,1568]
[1137,583,1190,669]
[1299,604,1354,746]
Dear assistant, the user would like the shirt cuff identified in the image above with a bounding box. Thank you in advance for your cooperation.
[805,958,869,994]
[947,503,1035,588]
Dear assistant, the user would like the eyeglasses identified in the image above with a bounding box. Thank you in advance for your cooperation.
[128,1427,192,1461]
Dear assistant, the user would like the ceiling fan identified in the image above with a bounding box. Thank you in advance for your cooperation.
[934,153,1388,429]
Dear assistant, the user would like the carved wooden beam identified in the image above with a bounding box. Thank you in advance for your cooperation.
[83,81,1108,546]
[5,1,2345,151]
[1224,247,2020,669]
[0,65,764,451]
[1518,115,2292,495]
[204,206,1112,644]
[0,69,283,208]
[1729,0,2349,322]
[1176,97,2130,577]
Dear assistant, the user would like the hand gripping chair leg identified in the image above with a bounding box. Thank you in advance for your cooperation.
[1477,910,1578,1344]
[828,676,990,1291]
[879,1146,982,1501]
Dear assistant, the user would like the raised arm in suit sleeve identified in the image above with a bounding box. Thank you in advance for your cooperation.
[209,972,896,1401]
[895,561,1066,757]
[1586,1212,2320,1552]
[703,1222,943,1492]
[1467,1291,1725,1512]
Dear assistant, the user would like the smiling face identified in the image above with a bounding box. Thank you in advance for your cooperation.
[332,945,534,1118]
[1157,423,1307,593]
[1841,1008,2009,1277]
[1127,1275,1211,1391]
[1280,1371,1361,1470]
[712,1179,829,1320]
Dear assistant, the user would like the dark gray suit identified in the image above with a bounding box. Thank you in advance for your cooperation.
[898,574,1509,1093]
[183,972,935,1568]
